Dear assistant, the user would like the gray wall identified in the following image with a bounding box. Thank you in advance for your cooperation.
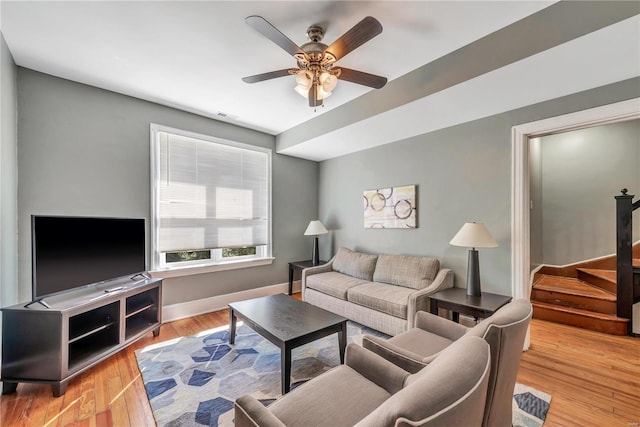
[534,120,640,266]
[1,32,18,310]
[16,68,318,306]
[318,78,640,296]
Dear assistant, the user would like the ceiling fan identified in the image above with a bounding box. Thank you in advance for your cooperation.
[242,15,387,109]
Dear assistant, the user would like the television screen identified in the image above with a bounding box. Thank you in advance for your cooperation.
[32,216,146,299]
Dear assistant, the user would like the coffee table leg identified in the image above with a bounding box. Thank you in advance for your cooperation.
[282,345,292,394]
[229,308,236,344]
[338,321,347,364]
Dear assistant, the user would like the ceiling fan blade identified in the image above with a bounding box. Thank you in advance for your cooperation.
[309,83,322,107]
[324,16,382,61]
[246,15,307,58]
[242,69,293,83]
[337,68,387,89]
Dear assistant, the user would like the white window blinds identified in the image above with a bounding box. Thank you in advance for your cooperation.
[154,129,270,254]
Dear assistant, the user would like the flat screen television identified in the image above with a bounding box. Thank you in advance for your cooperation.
[32,215,146,299]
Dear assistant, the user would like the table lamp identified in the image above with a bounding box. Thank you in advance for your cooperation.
[304,220,328,266]
[450,222,498,297]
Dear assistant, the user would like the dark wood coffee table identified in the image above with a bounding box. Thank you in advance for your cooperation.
[228,293,347,394]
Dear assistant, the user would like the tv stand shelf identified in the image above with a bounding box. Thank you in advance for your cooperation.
[1,278,162,396]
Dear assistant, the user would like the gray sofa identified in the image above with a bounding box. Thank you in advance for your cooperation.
[302,247,454,336]
[234,335,491,427]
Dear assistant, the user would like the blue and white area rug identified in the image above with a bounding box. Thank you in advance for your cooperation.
[135,322,551,427]
[513,383,552,427]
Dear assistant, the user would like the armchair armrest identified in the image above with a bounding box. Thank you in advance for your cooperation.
[362,334,428,374]
[234,395,286,427]
[344,343,409,394]
[414,310,468,341]
[406,268,454,328]
[301,255,336,298]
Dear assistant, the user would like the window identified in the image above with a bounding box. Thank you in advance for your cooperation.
[150,124,271,272]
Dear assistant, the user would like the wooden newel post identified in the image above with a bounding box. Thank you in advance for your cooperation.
[615,188,633,334]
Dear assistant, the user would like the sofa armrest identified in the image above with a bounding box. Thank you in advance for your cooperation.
[234,395,286,427]
[362,334,427,374]
[301,255,336,298]
[414,310,468,341]
[406,268,454,328]
[344,343,409,394]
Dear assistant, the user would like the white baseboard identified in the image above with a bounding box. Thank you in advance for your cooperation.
[162,282,290,323]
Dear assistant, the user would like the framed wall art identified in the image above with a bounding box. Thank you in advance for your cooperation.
[363,185,417,228]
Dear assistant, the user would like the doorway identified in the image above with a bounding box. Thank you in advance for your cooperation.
[510,98,639,347]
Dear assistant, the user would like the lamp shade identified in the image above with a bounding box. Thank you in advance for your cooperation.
[449,222,498,248]
[304,220,328,236]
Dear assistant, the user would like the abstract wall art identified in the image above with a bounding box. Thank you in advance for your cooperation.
[363,185,417,228]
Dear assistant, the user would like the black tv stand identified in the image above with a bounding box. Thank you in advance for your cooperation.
[23,298,51,309]
[1,277,162,396]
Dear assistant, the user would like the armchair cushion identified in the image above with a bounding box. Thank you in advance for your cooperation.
[363,325,455,373]
[332,247,378,281]
[269,364,391,427]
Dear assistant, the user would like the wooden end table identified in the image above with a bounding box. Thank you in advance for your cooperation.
[288,260,327,295]
[228,293,347,394]
[429,287,512,323]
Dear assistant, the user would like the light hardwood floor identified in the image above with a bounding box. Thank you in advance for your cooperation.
[1,296,638,427]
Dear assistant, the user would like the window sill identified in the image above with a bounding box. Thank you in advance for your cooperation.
[149,257,275,279]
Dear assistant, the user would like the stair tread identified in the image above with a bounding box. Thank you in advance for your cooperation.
[576,268,616,283]
[532,301,629,322]
[533,275,615,300]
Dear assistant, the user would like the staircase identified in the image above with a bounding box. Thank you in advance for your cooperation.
[531,248,640,335]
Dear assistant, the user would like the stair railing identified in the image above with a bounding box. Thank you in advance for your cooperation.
[615,188,639,335]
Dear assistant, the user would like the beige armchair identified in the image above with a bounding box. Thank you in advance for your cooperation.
[234,335,491,427]
[363,298,532,427]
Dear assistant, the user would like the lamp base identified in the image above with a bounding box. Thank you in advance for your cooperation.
[466,248,481,297]
[311,236,320,266]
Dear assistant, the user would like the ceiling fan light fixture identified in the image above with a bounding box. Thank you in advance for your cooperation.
[244,15,386,108]
[295,70,312,85]
[295,70,313,98]
[294,84,310,97]
[317,86,332,100]
[320,72,338,92]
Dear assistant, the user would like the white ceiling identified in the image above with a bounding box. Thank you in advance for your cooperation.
[2,1,639,161]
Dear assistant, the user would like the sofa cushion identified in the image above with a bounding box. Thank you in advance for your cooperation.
[347,282,415,319]
[373,254,440,290]
[333,247,378,281]
[305,272,370,301]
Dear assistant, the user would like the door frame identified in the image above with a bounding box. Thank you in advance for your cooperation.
[511,98,639,347]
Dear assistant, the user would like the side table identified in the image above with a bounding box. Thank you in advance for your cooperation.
[288,260,327,295]
[429,287,512,323]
